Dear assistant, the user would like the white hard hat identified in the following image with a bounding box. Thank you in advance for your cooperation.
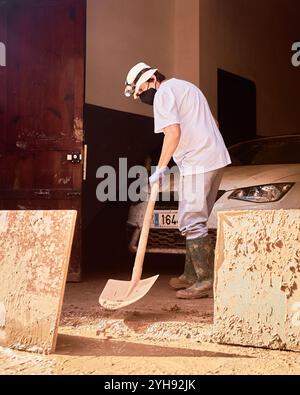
[124,62,158,99]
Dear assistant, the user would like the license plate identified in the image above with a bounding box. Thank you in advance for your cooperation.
[152,210,178,228]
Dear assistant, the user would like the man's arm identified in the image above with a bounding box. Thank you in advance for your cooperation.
[148,124,181,185]
[157,124,181,168]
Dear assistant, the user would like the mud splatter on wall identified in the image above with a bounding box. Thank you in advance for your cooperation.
[213,209,300,351]
[0,210,77,354]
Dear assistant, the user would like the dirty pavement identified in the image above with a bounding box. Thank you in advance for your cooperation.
[1,274,300,375]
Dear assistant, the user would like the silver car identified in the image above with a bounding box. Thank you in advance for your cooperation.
[127,135,300,254]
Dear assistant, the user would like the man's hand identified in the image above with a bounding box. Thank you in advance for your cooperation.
[149,166,167,186]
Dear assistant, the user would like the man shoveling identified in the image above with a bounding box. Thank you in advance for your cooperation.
[124,62,231,299]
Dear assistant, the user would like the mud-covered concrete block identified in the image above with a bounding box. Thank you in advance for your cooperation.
[0,210,77,354]
[213,209,300,351]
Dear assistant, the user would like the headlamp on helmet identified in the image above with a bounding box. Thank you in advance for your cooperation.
[124,83,135,97]
[124,62,158,99]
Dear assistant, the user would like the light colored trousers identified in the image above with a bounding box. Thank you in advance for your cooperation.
[178,168,224,240]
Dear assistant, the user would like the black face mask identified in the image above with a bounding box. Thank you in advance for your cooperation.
[139,88,157,106]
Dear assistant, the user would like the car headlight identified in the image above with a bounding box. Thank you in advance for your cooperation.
[228,183,294,203]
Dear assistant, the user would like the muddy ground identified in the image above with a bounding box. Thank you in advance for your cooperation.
[1,274,300,375]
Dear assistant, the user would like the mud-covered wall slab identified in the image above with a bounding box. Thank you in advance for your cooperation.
[213,209,300,351]
[0,210,77,354]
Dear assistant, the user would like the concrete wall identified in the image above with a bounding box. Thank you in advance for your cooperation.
[214,209,300,351]
[174,0,200,87]
[86,0,200,117]
[200,0,300,136]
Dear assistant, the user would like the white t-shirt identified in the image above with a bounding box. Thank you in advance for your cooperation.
[153,78,231,175]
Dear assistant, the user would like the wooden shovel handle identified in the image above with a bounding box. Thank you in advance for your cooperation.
[130,181,159,283]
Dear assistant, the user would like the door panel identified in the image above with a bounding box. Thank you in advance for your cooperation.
[0,151,82,190]
[0,0,86,281]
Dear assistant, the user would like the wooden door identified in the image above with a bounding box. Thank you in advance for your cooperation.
[0,0,86,281]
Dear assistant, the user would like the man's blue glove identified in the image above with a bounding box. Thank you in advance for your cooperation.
[149,166,168,186]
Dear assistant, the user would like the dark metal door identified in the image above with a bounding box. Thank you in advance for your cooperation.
[0,0,86,281]
[218,69,257,147]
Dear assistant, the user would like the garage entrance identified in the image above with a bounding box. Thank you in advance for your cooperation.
[218,69,257,146]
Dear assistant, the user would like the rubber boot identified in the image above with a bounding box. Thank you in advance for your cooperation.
[176,234,214,299]
[169,241,197,290]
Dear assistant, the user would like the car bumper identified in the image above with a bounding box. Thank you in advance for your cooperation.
[127,185,299,254]
[127,224,217,254]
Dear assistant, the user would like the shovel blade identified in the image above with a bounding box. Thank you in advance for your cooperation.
[99,275,159,310]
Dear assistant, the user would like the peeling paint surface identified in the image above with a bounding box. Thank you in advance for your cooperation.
[213,209,300,351]
[73,117,83,142]
[0,210,77,354]
[15,141,27,150]
[58,176,71,185]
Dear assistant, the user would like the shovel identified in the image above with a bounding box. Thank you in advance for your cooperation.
[99,181,160,310]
